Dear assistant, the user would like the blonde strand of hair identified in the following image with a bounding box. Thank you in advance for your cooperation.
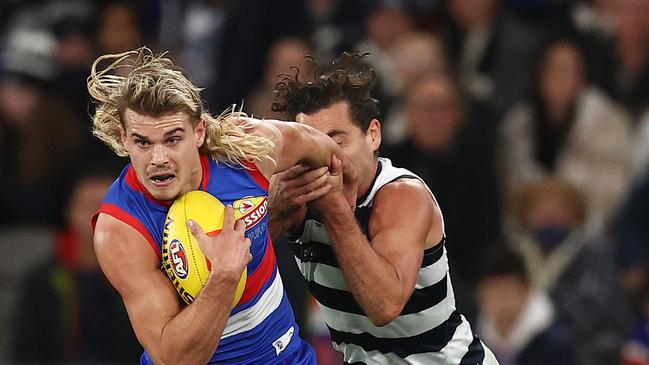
[201,106,275,166]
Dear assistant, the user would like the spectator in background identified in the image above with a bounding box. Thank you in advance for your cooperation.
[565,0,619,99]
[382,31,451,146]
[385,74,501,297]
[476,247,576,365]
[511,176,632,365]
[12,171,142,363]
[610,0,649,118]
[52,2,98,118]
[158,0,227,105]
[444,0,541,118]
[213,0,311,109]
[246,37,312,119]
[96,1,149,55]
[0,28,84,225]
[499,38,632,236]
[355,3,415,106]
[51,2,127,168]
[307,0,369,62]
[622,284,649,365]
[617,169,649,312]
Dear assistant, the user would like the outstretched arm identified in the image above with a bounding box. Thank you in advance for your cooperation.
[244,118,357,237]
[242,118,357,203]
[93,206,250,365]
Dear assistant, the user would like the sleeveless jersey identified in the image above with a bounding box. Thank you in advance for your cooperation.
[95,155,315,364]
[291,157,496,365]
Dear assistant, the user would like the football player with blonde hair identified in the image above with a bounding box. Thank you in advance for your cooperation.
[90,47,354,365]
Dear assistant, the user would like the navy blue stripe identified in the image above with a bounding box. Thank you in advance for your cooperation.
[309,274,448,316]
[294,237,445,269]
[355,161,383,206]
[329,310,463,358]
[355,206,372,235]
[293,240,338,267]
[422,239,445,267]
[459,334,486,364]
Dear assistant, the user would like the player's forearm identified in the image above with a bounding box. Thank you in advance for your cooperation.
[288,123,343,169]
[319,195,404,326]
[158,274,239,364]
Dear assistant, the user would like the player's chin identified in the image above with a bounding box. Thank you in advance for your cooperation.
[147,181,180,201]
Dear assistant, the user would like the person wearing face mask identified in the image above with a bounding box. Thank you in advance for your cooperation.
[510,176,633,365]
[476,247,576,365]
[498,38,632,237]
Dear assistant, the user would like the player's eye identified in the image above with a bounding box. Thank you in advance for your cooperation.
[167,136,181,145]
[135,139,150,148]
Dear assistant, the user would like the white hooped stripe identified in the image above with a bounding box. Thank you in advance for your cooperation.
[222,269,284,338]
[296,247,449,291]
[318,279,456,338]
[333,316,476,365]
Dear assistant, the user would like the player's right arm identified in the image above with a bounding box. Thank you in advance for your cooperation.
[268,164,332,240]
[93,206,250,365]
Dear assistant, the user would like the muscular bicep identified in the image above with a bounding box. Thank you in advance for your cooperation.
[246,118,339,179]
[94,213,181,362]
[368,180,442,299]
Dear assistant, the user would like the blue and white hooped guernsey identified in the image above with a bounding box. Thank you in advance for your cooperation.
[93,155,315,364]
[291,157,499,365]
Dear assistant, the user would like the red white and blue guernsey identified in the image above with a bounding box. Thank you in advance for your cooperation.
[95,155,316,365]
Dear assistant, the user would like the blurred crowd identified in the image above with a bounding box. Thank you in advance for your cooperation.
[2,0,649,364]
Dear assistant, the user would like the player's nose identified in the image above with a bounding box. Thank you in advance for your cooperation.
[151,144,170,165]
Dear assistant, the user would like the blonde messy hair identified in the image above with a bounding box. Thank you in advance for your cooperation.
[87,47,274,164]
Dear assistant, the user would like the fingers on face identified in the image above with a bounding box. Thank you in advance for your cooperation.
[331,155,343,175]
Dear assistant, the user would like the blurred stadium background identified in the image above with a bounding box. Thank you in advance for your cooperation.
[2,0,649,364]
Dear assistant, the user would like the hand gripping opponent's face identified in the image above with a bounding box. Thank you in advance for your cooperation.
[296,101,381,195]
[121,109,206,201]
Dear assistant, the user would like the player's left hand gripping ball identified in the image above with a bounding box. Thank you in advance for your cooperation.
[162,190,247,305]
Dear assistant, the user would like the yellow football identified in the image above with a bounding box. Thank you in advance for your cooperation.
[162,190,247,306]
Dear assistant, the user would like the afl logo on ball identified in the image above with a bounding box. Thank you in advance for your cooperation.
[169,239,189,279]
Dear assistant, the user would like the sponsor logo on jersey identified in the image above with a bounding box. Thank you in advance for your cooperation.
[234,196,268,229]
[273,326,294,355]
[169,239,189,279]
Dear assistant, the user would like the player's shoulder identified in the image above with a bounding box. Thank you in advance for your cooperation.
[376,177,432,205]
[94,213,160,273]
[368,178,437,239]
[94,213,147,250]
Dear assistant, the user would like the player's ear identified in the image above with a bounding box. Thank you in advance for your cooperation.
[366,119,381,153]
[195,118,206,147]
[119,124,129,152]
